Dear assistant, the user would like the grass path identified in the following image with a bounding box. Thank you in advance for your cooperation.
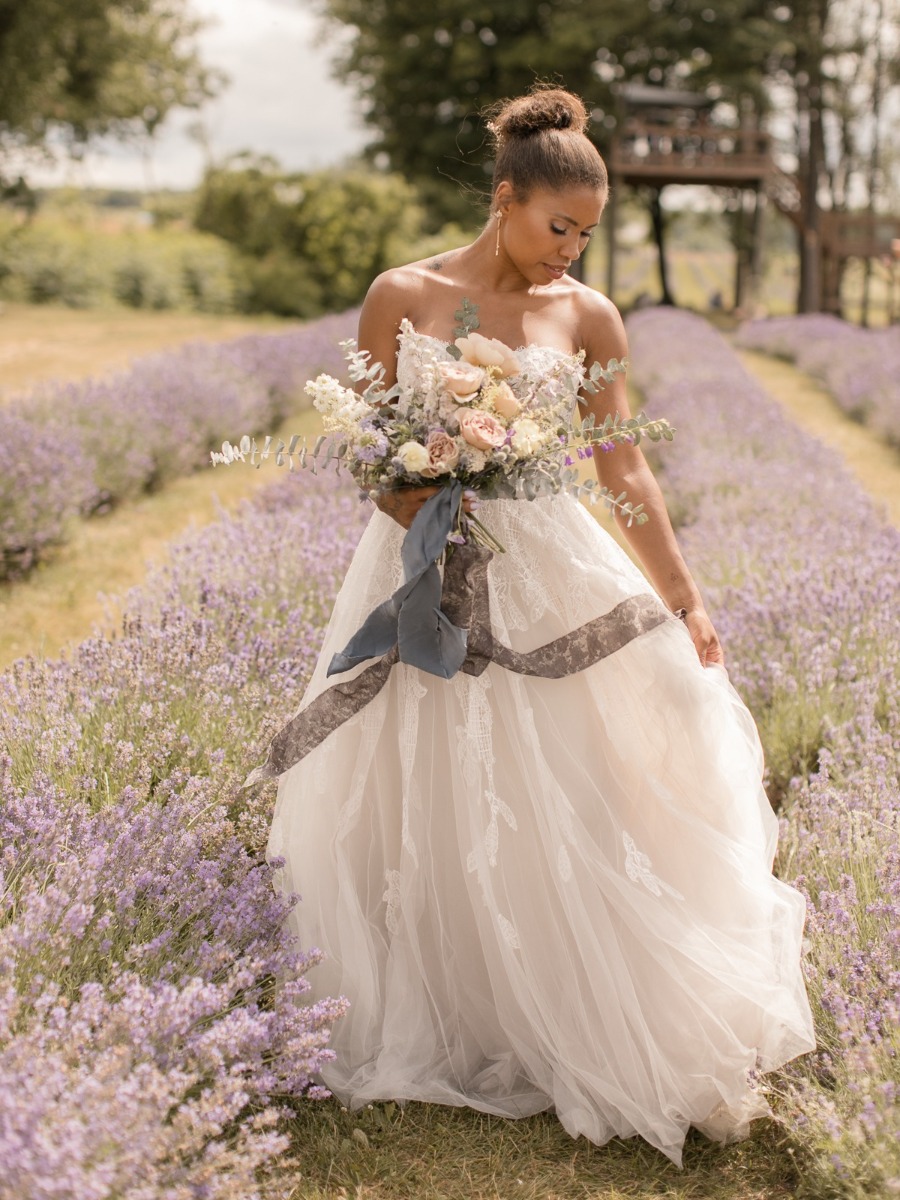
[0,302,289,398]
[736,347,900,527]
[0,408,322,670]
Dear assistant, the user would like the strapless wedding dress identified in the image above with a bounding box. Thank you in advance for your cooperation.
[267,327,815,1165]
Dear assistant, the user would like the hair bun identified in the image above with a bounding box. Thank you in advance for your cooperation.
[489,88,589,143]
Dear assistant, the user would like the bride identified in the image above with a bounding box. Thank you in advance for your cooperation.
[266,86,815,1165]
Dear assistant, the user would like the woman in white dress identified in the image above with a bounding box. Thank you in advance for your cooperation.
[265,87,816,1165]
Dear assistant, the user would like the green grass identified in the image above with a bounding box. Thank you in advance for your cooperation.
[737,349,900,527]
[278,1098,802,1199]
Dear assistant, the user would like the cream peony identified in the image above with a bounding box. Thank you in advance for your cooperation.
[510,417,546,457]
[457,408,507,451]
[437,360,485,401]
[420,429,461,477]
[395,440,431,473]
[455,331,520,378]
[488,380,521,420]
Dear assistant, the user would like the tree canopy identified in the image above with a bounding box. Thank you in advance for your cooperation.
[0,0,221,165]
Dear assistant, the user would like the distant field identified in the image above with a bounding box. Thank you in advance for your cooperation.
[588,244,895,325]
[0,303,292,397]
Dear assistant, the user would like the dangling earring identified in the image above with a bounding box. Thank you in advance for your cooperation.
[494,210,502,257]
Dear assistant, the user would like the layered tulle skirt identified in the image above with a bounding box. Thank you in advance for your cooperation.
[267,494,815,1164]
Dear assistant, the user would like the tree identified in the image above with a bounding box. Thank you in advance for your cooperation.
[0,0,221,171]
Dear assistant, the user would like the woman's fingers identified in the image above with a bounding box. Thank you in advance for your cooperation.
[684,609,725,668]
[374,486,440,528]
[375,486,478,528]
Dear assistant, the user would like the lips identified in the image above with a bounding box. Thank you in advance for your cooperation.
[543,263,568,280]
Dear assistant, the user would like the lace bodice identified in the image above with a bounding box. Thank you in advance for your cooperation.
[396,321,585,411]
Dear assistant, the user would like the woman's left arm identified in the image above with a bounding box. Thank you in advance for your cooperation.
[579,295,724,667]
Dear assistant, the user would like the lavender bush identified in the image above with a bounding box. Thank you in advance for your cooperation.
[0,310,357,579]
[0,471,370,1198]
[735,314,900,450]
[629,308,900,1196]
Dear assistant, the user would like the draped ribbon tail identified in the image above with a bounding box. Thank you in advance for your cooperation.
[326,589,407,676]
[397,556,469,679]
[328,480,465,679]
[242,648,400,787]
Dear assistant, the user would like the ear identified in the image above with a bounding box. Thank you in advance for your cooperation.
[492,179,514,214]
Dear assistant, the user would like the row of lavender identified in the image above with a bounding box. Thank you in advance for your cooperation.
[0,310,356,580]
[735,313,900,449]
[628,308,900,1195]
[0,471,371,1198]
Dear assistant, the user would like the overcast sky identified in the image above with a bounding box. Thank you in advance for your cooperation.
[28,0,369,189]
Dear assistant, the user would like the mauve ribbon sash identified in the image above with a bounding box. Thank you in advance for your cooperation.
[243,540,673,786]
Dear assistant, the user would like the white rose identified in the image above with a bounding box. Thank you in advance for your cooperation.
[510,417,546,457]
[455,331,521,378]
[395,440,430,473]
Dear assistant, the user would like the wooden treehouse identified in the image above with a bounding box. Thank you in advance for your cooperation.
[603,83,900,317]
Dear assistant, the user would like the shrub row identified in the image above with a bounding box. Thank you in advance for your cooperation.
[735,314,900,449]
[0,310,356,580]
[0,215,239,312]
[628,308,900,1196]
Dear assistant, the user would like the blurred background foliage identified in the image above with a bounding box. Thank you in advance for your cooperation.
[0,0,897,319]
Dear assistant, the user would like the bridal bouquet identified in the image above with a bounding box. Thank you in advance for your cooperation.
[213,304,675,683]
[212,309,674,551]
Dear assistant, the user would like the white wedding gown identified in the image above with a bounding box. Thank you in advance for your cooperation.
[267,329,815,1165]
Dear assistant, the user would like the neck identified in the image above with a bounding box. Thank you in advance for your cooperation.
[455,228,536,294]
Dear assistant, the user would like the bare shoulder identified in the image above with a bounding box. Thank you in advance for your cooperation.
[361,264,422,316]
[571,284,628,360]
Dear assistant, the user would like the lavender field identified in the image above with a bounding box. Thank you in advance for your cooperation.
[630,309,900,1195]
[0,309,898,1197]
[735,314,900,451]
[0,312,356,581]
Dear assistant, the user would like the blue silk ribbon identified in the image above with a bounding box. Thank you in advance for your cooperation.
[327,480,469,681]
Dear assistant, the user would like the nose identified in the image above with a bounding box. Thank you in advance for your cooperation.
[563,233,582,262]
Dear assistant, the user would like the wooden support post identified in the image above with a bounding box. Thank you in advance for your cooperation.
[733,190,746,312]
[749,185,764,313]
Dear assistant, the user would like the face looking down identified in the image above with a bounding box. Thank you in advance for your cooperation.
[494,183,605,286]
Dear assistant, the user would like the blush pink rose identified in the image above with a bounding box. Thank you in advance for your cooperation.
[490,380,521,419]
[438,360,485,401]
[457,408,507,451]
[420,429,461,477]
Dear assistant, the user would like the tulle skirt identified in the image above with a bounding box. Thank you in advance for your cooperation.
[267,494,815,1165]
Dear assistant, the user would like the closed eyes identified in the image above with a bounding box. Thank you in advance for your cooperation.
[551,223,594,240]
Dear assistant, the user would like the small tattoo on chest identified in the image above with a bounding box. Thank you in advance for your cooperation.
[428,259,443,272]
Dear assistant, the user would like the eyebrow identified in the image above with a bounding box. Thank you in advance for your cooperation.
[552,212,598,229]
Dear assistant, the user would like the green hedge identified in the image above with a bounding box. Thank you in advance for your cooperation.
[0,212,238,312]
